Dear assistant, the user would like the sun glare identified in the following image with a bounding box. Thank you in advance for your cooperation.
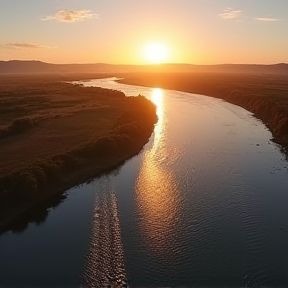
[142,42,170,64]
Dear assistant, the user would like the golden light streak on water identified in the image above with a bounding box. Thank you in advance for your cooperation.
[150,88,165,155]
[135,88,180,254]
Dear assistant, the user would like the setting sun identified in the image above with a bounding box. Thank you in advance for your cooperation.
[142,42,170,64]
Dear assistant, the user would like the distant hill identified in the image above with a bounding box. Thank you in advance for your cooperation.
[0,60,287,75]
[0,60,130,74]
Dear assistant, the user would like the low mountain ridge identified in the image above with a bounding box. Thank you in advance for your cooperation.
[0,60,287,75]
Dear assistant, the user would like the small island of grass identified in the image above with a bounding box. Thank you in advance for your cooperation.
[0,74,157,232]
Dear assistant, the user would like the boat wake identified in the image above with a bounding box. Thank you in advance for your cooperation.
[80,177,128,288]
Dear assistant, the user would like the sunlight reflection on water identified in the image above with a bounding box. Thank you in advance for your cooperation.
[150,88,164,152]
[135,88,181,254]
[3,78,288,287]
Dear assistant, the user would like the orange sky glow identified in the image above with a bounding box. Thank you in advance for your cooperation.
[0,0,287,64]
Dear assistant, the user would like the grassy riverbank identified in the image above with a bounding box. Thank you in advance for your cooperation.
[118,72,288,151]
[0,75,157,231]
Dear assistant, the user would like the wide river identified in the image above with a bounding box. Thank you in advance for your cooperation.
[1,78,288,288]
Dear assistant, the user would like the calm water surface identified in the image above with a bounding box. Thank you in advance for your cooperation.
[1,78,288,287]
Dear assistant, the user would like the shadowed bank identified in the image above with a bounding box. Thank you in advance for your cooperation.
[0,75,157,233]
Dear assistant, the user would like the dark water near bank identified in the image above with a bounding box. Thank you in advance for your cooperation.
[1,78,288,287]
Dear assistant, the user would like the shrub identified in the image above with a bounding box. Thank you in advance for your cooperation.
[0,117,36,140]
[31,166,47,192]
[8,170,38,200]
[10,118,34,134]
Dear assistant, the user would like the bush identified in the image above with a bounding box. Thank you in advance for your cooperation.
[0,117,35,140]
[10,118,34,133]
[31,166,47,192]
[7,170,38,200]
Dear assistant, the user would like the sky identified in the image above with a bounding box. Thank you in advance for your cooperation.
[0,0,287,64]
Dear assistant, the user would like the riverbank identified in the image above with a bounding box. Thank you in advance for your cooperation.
[118,72,288,152]
[0,75,157,233]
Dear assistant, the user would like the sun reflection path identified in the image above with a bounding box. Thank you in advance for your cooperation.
[149,88,165,156]
[135,88,181,254]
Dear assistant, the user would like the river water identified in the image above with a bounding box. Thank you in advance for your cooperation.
[1,78,288,288]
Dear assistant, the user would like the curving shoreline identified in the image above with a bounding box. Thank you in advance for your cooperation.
[118,72,288,153]
[0,78,157,234]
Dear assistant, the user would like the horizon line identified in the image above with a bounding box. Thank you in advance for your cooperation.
[0,60,287,66]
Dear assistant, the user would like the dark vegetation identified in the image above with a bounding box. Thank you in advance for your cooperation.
[0,117,37,139]
[0,75,157,232]
[118,72,288,151]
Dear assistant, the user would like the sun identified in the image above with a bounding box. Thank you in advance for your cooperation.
[142,42,170,64]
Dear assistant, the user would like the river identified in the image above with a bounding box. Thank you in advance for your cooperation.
[1,78,288,288]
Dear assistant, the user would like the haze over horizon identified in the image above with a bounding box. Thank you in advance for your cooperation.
[1,0,287,65]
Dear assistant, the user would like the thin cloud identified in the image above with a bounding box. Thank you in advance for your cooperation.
[42,10,98,22]
[254,17,282,22]
[219,8,242,20]
[2,43,54,49]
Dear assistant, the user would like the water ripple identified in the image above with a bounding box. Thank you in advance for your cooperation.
[81,178,128,288]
